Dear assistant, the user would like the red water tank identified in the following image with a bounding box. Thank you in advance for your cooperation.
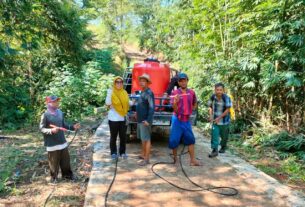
[131,60,170,98]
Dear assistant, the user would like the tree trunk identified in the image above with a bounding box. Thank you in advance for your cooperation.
[27,51,34,106]
[217,0,225,54]
[285,98,290,132]
[267,94,273,120]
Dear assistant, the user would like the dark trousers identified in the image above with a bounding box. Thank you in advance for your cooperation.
[109,120,127,155]
[48,147,73,179]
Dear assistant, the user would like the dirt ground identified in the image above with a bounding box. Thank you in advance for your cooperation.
[0,117,102,207]
[84,119,305,207]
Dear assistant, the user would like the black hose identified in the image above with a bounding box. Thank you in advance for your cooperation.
[104,157,119,207]
[151,145,239,196]
[105,145,238,207]
[67,129,79,147]
[43,185,56,207]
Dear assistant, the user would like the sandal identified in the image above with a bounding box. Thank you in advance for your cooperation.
[190,161,202,166]
[138,160,150,166]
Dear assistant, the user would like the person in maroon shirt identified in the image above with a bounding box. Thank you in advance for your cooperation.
[169,73,201,166]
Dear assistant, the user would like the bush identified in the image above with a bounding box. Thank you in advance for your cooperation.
[262,131,305,152]
[0,79,32,129]
[86,48,121,75]
[230,118,251,134]
[40,62,114,121]
[281,156,305,182]
[275,133,305,152]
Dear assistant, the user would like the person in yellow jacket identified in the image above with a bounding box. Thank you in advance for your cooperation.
[106,76,132,160]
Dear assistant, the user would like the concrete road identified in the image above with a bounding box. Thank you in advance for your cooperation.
[84,119,305,207]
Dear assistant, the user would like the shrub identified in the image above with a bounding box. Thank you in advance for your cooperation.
[40,62,114,121]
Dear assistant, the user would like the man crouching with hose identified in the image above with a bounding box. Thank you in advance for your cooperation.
[39,95,80,184]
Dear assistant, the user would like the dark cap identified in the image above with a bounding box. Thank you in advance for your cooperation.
[46,95,60,103]
[178,73,188,80]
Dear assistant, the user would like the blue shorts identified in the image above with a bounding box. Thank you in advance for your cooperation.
[168,115,195,149]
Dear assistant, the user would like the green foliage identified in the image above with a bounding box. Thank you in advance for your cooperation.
[86,48,120,75]
[0,80,31,129]
[0,146,25,193]
[230,118,252,134]
[41,62,115,120]
[233,123,305,154]
[230,132,305,183]
[267,131,305,152]
[83,0,136,47]
[281,156,305,182]
[0,1,121,128]
[1,0,304,137]
[256,165,278,175]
